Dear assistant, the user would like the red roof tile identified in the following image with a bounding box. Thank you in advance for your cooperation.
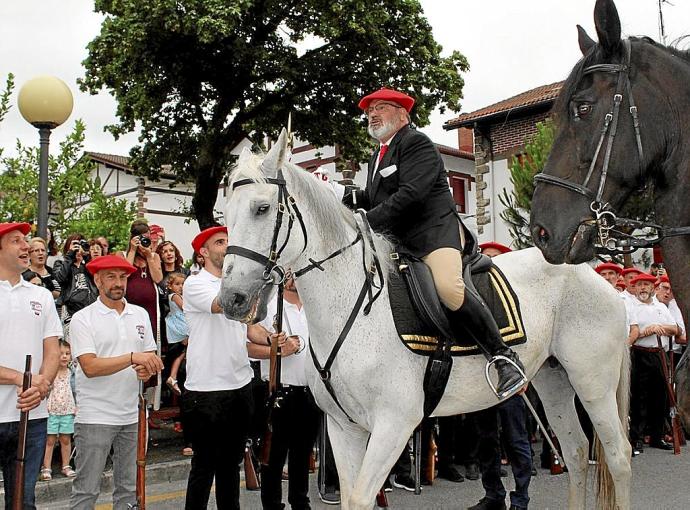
[85,152,133,170]
[444,81,563,130]
[435,143,474,160]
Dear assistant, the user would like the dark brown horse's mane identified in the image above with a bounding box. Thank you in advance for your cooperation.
[554,36,690,123]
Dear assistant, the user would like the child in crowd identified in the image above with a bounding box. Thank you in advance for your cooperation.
[165,272,189,396]
[40,340,77,480]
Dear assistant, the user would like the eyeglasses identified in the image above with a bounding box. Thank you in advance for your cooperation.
[365,103,402,115]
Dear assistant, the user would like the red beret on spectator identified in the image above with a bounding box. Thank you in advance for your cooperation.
[657,275,670,286]
[86,255,137,276]
[192,226,228,253]
[614,278,626,290]
[358,88,415,113]
[629,273,657,285]
[0,222,31,240]
[621,267,642,277]
[479,242,512,254]
[594,262,622,274]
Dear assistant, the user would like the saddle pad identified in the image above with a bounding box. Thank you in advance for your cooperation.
[389,264,527,357]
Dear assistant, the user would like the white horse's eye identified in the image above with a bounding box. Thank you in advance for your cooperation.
[256,204,270,215]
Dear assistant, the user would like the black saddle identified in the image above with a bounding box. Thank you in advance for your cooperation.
[389,225,527,358]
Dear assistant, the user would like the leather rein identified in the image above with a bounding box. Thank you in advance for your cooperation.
[227,168,384,422]
[533,40,690,254]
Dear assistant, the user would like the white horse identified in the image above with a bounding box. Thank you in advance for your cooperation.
[220,131,632,510]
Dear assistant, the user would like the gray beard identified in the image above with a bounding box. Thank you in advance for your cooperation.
[368,121,396,140]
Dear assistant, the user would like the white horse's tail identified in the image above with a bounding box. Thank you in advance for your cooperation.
[595,344,631,510]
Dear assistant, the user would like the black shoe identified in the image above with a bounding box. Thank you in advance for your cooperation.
[632,440,644,456]
[450,288,526,399]
[438,465,464,482]
[467,496,507,510]
[383,478,392,492]
[465,463,480,480]
[493,351,527,398]
[649,439,674,451]
[392,473,416,492]
[318,488,340,505]
[509,506,527,510]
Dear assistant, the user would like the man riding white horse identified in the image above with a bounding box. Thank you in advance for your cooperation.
[344,87,526,399]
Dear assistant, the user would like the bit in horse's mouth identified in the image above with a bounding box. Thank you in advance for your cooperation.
[242,296,260,324]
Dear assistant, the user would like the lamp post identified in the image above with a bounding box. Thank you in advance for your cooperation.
[18,76,73,238]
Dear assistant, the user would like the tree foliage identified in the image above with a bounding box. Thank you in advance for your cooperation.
[0,74,136,250]
[80,0,469,227]
[499,119,554,249]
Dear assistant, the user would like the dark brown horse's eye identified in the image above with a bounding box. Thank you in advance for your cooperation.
[577,104,591,116]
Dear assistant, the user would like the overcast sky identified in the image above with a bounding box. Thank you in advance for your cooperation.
[1,0,688,159]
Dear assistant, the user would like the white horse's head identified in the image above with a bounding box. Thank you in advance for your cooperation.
[220,129,304,323]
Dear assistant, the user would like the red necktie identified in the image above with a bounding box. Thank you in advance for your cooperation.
[378,144,388,163]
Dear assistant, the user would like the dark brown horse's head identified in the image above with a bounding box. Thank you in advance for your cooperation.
[531,0,679,263]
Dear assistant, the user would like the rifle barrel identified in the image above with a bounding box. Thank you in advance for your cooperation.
[12,355,32,510]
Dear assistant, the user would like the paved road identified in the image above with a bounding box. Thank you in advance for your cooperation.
[43,444,689,509]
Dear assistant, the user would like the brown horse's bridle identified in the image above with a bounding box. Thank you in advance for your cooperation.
[534,39,645,251]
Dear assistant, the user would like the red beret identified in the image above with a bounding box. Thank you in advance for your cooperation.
[614,278,627,290]
[358,88,415,113]
[479,242,512,254]
[657,275,670,286]
[595,262,622,274]
[192,226,227,253]
[86,255,137,276]
[621,267,642,277]
[0,222,31,240]
[629,273,657,285]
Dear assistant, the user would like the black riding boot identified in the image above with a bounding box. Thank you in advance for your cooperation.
[450,286,526,399]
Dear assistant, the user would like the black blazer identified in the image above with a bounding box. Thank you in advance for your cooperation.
[346,125,462,258]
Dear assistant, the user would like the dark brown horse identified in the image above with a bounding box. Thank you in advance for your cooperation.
[530,0,690,432]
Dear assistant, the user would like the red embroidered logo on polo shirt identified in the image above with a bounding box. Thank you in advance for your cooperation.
[136,325,145,340]
[30,301,42,316]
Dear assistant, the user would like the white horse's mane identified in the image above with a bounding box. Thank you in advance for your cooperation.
[229,151,394,275]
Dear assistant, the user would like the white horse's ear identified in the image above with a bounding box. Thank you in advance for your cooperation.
[262,129,289,178]
[237,146,253,168]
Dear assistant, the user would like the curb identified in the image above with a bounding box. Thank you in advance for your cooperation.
[1,459,192,505]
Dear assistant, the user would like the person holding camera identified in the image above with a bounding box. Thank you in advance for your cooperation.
[53,234,98,337]
[119,220,163,337]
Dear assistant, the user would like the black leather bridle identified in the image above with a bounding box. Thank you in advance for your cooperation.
[534,39,690,253]
[533,39,646,251]
[226,167,384,423]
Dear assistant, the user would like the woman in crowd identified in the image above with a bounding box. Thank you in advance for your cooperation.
[120,220,163,336]
[26,237,61,299]
[157,241,189,284]
[88,239,104,260]
[53,234,98,336]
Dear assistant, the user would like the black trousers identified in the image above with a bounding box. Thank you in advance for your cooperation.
[630,349,668,442]
[476,396,532,509]
[261,386,320,510]
[183,384,254,510]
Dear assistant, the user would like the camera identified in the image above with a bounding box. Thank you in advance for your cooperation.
[79,240,90,252]
[138,235,152,248]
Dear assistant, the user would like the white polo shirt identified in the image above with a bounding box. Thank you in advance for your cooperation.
[0,279,62,423]
[70,298,156,425]
[667,299,686,352]
[183,269,253,391]
[632,297,676,350]
[258,296,310,386]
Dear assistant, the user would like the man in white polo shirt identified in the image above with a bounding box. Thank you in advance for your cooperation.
[69,255,163,509]
[183,226,273,510]
[629,272,679,454]
[0,222,61,510]
[248,274,319,510]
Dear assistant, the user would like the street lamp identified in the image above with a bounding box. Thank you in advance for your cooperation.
[17,76,73,238]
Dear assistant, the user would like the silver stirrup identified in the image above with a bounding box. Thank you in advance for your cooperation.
[484,355,527,400]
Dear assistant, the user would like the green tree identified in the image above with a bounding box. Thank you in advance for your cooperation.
[499,119,555,249]
[80,0,469,228]
[0,74,136,249]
